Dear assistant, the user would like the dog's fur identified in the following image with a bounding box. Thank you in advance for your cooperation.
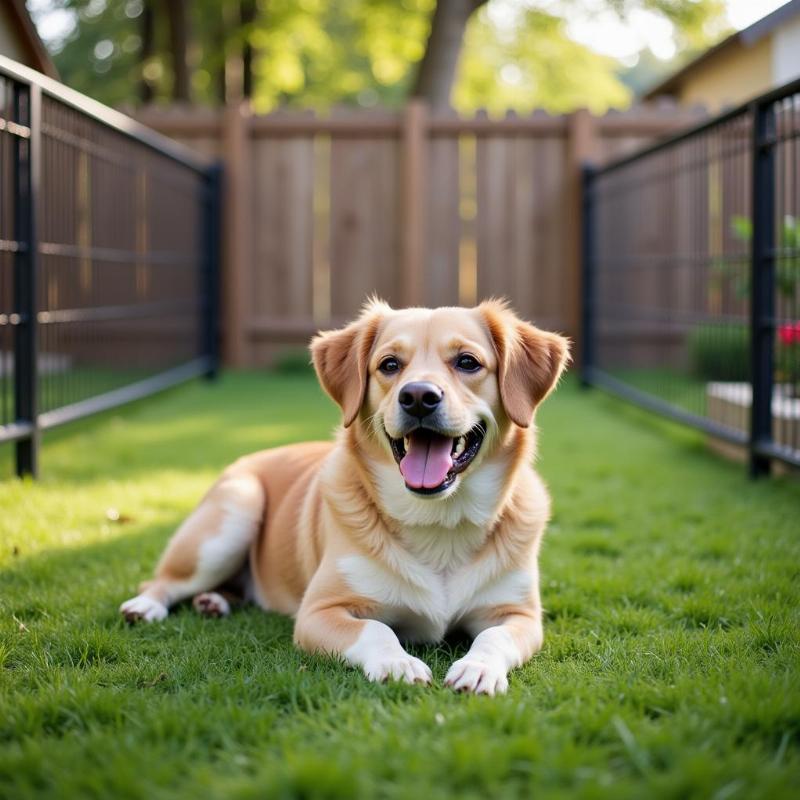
[121,300,569,694]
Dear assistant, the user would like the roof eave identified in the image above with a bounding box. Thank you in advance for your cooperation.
[640,0,800,101]
[7,0,60,81]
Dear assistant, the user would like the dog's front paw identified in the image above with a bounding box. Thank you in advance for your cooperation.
[363,653,432,685]
[445,657,508,696]
[120,594,168,624]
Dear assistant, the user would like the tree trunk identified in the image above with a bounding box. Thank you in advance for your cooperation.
[411,0,488,111]
[138,0,155,103]
[240,0,257,99]
[166,0,191,102]
[215,2,227,105]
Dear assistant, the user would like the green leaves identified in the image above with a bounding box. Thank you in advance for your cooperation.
[41,0,730,113]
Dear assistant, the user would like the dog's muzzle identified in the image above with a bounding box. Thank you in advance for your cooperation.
[386,422,487,495]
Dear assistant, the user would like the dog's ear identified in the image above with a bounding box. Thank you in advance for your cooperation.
[479,300,571,428]
[310,305,386,427]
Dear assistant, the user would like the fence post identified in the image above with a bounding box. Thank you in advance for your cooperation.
[14,81,41,478]
[202,161,223,379]
[749,99,775,478]
[221,101,252,367]
[566,110,598,359]
[402,100,427,307]
[580,164,596,388]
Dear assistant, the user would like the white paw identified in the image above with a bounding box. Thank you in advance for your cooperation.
[445,657,509,696]
[120,594,168,624]
[192,592,231,618]
[363,653,432,685]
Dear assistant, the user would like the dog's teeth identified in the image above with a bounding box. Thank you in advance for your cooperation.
[454,436,466,457]
[404,437,410,451]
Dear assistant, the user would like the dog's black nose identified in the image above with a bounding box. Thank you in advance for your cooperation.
[398,382,443,418]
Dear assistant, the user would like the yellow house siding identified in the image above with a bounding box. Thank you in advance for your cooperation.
[676,37,774,111]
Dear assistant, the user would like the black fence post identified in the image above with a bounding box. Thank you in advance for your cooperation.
[14,81,41,478]
[202,161,223,380]
[749,99,776,478]
[580,163,595,388]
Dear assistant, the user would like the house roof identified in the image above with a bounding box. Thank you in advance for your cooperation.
[5,0,59,79]
[641,0,800,100]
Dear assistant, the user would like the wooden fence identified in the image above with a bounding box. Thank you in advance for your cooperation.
[134,102,704,366]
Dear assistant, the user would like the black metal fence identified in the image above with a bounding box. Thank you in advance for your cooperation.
[0,56,221,478]
[583,78,800,477]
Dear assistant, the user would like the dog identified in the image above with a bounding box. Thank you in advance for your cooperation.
[120,299,569,695]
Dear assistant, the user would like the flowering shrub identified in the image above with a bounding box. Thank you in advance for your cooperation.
[718,215,800,299]
[689,321,800,391]
[695,215,799,393]
[778,322,800,395]
[778,321,800,346]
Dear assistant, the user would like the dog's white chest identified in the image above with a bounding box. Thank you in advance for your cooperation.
[336,540,531,643]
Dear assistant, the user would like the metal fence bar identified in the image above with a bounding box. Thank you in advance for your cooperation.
[13,82,40,477]
[749,98,776,477]
[580,163,595,387]
[0,57,221,479]
[0,55,206,174]
[203,161,223,380]
[583,78,800,477]
[37,359,211,430]
[592,75,800,179]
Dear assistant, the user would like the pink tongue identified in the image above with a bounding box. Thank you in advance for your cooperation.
[399,431,454,489]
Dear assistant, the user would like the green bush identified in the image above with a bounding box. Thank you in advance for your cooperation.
[687,323,749,381]
[272,347,315,375]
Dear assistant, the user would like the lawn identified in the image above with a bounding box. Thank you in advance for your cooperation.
[1,371,799,799]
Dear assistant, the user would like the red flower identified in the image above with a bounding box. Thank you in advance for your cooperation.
[778,321,800,346]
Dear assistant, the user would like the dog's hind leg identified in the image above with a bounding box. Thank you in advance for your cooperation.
[120,471,264,623]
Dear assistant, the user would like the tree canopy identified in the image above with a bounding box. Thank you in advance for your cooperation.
[30,0,731,113]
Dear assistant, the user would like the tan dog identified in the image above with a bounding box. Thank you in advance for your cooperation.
[120,300,569,695]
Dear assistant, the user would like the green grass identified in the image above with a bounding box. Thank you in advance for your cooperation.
[1,372,799,799]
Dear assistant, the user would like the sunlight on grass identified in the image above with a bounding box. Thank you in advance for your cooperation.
[1,372,798,799]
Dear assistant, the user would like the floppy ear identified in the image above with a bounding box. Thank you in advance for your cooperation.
[480,300,571,428]
[310,307,384,427]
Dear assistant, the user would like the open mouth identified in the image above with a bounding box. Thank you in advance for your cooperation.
[387,422,487,495]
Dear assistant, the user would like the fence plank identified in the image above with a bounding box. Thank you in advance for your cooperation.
[221,102,251,366]
[251,136,314,321]
[510,137,538,321]
[402,100,426,307]
[536,136,567,331]
[564,110,598,353]
[136,103,705,364]
[425,134,460,307]
[475,135,511,303]
[329,137,402,317]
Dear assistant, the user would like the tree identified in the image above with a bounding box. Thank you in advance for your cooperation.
[412,0,488,110]
[32,0,731,113]
[165,0,190,101]
[138,0,155,103]
[241,0,256,98]
[604,0,729,52]
[454,7,631,114]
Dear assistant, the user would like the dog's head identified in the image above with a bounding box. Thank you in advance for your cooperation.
[311,299,569,500]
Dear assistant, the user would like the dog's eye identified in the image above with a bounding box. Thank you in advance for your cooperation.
[455,354,482,372]
[378,356,401,374]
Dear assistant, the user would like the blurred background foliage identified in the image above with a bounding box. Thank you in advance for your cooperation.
[28,0,731,113]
